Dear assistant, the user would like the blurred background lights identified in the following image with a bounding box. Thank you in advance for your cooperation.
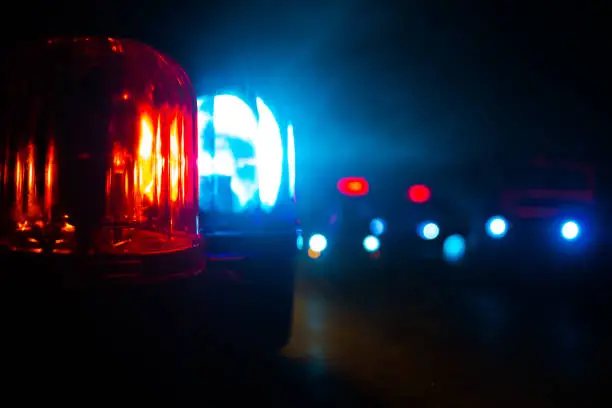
[486,216,508,238]
[370,218,386,236]
[309,234,328,253]
[419,221,440,240]
[561,220,579,240]
[408,184,431,203]
[363,235,380,253]
[443,234,466,263]
[296,234,304,250]
[307,248,321,259]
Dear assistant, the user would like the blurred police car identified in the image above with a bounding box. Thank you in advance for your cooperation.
[300,173,471,265]
[472,156,605,263]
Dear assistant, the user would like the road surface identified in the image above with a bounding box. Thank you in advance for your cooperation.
[2,260,609,407]
[285,263,610,407]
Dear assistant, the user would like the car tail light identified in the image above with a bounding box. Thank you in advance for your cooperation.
[337,177,369,196]
[407,184,431,203]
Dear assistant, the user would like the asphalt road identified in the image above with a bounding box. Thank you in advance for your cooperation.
[2,258,610,407]
[289,259,611,407]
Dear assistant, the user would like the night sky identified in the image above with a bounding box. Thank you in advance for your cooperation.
[7,1,611,175]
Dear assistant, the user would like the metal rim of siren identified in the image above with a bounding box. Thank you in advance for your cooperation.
[0,36,204,284]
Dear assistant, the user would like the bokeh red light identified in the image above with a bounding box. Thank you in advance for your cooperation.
[408,184,431,203]
[337,177,369,196]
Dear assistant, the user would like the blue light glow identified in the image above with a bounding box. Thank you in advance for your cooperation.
[418,221,439,240]
[197,94,285,214]
[309,234,328,252]
[486,216,508,238]
[287,124,296,200]
[443,234,466,263]
[370,218,386,236]
[255,97,283,212]
[363,235,380,252]
[560,220,579,241]
[197,94,259,212]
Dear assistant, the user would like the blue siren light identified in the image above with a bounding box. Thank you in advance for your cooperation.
[196,93,284,214]
[287,124,296,200]
[255,97,283,212]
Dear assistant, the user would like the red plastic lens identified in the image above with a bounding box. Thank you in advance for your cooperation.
[408,184,431,203]
[337,177,369,196]
[0,37,200,257]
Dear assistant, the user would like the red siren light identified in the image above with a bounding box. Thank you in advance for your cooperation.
[337,177,369,196]
[408,184,431,203]
[0,37,203,282]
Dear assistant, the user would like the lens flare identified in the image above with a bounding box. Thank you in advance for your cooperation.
[443,234,466,263]
[370,218,386,236]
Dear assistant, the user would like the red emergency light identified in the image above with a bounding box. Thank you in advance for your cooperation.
[408,184,431,203]
[0,36,204,284]
[337,177,369,196]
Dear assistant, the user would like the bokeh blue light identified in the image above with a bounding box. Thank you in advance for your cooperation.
[560,220,580,241]
[309,234,328,252]
[418,221,440,240]
[363,235,380,253]
[370,218,386,236]
[443,234,466,263]
[486,216,508,238]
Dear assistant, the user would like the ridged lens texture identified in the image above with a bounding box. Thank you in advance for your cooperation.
[0,37,199,256]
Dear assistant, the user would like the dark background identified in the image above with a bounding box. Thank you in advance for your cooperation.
[5,1,610,175]
[2,4,611,406]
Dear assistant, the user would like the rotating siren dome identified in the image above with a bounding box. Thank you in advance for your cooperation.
[0,37,203,281]
[196,90,292,217]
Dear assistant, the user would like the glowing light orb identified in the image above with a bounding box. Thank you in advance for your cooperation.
[309,233,328,253]
[363,235,380,252]
[561,220,579,240]
[370,218,386,236]
[308,248,321,259]
[486,216,508,238]
[418,221,440,240]
[408,184,431,203]
[443,234,466,263]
